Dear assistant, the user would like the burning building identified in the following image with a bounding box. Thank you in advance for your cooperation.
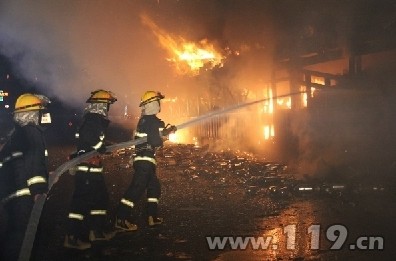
[135,4,396,184]
[0,0,395,175]
[1,2,396,260]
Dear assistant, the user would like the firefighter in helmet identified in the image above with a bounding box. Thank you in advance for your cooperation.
[0,93,51,261]
[64,90,117,250]
[115,91,176,231]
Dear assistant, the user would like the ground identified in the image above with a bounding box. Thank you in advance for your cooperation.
[31,143,396,261]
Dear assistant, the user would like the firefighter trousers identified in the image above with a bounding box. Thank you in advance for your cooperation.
[117,160,161,220]
[66,166,109,240]
[0,196,33,261]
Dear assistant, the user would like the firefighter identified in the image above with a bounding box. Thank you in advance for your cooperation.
[64,90,116,250]
[0,93,51,261]
[115,91,176,231]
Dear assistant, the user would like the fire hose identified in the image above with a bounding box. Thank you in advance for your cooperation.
[18,92,302,261]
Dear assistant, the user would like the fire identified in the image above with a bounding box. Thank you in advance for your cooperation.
[168,129,189,144]
[258,87,276,140]
[277,97,291,109]
[141,15,224,75]
[263,88,274,114]
[168,133,178,143]
[263,124,275,140]
[169,39,223,75]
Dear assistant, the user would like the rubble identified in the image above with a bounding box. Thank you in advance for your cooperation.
[30,143,396,260]
[118,144,391,202]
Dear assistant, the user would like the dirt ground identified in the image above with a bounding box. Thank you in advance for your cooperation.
[31,143,396,261]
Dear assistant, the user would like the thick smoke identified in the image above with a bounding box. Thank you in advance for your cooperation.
[0,1,280,111]
[1,0,395,180]
[0,1,175,114]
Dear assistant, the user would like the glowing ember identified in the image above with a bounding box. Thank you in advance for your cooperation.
[141,15,224,75]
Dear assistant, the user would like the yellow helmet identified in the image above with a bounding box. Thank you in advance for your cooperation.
[14,93,49,113]
[139,91,164,107]
[86,89,117,104]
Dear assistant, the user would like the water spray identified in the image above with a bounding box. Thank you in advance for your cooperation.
[18,91,303,261]
[45,91,302,188]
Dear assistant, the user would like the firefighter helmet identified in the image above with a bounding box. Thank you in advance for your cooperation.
[86,89,117,104]
[139,91,164,107]
[14,93,50,113]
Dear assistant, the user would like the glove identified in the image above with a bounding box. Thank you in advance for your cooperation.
[68,152,77,160]
[162,124,177,136]
[68,150,86,160]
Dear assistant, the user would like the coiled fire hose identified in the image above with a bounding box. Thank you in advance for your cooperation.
[18,92,302,261]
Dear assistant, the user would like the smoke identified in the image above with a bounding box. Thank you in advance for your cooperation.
[0,0,278,146]
[1,0,395,180]
[289,73,396,182]
[0,0,353,106]
[0,0,175,114]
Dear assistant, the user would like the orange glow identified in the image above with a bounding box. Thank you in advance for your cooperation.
[300,86,308,108]
[311,87,316,98]
[277,97,291,109]
[301,87,316,108]
[302,92,308,107]
[259,88,276,140]
[259,202,319,258]
[141,15,224,75]
[265,88,274,114]
[168,129,190,144]
[310,76,324,98]
[263,124,275,140]
[311,76,324,85]
[168,133,178,143]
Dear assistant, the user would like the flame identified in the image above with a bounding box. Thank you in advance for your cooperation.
[168,133,178,143]
[310,76,324,98]
[141,15,224,75]
[302,92,308,107]
[311,87,316,98]
[263,124,275,140]
[268,91,274,114]
[277,97,291,109]
[168,129,190,144]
